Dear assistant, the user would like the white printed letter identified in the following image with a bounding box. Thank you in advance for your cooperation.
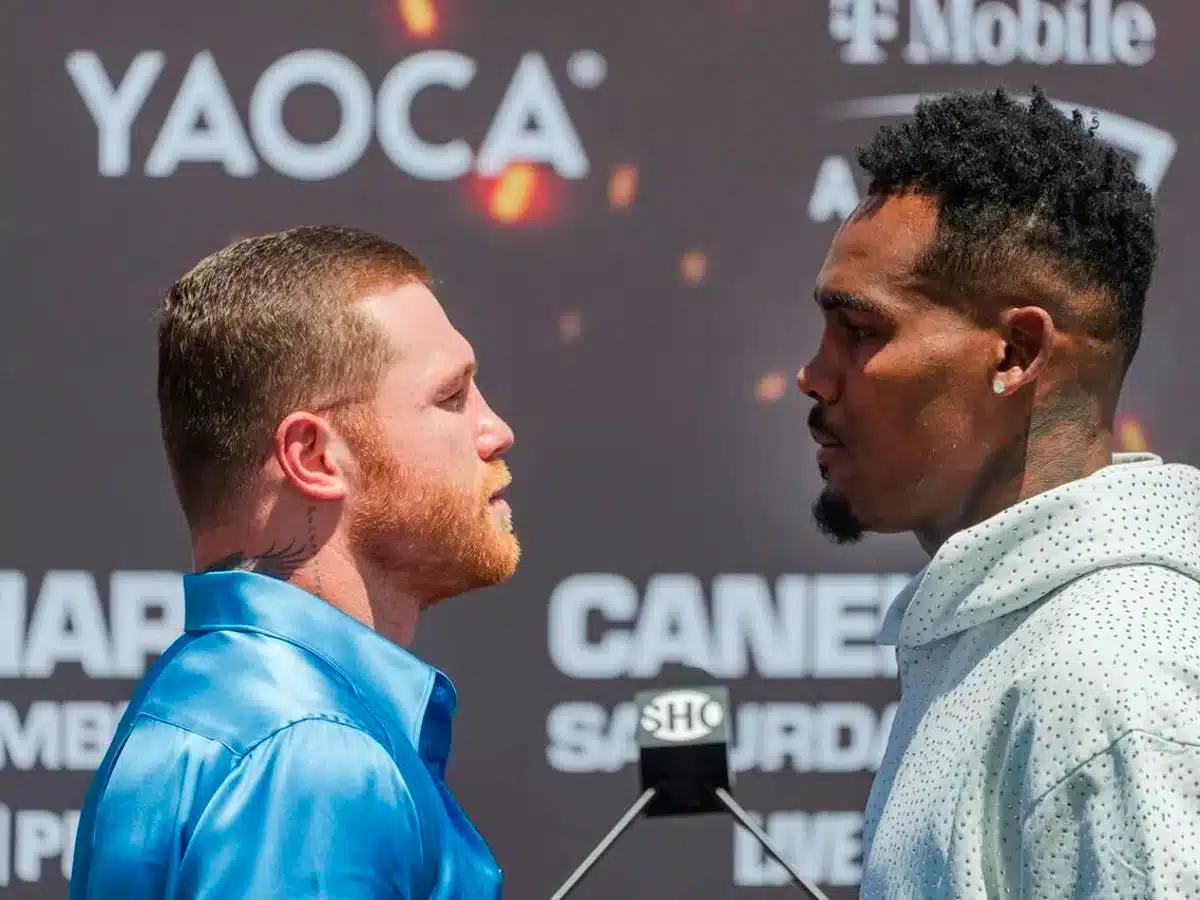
[476,53,588,178]
[376,51,475,180]
[65,51,165,176]
[145,51,257,177]
[249,50,374,180]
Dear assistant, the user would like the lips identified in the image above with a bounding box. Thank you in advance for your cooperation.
[809,428,843,450]
[816,443,844,463]
[807,406,843,450]
[809,421,846,474]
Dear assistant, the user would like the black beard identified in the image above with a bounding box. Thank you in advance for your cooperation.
[813,487,866,544]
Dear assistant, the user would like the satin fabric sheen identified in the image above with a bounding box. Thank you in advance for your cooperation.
[69,570,503,899]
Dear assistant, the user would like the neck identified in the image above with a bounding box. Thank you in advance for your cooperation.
[192,522,423,648]
[914,415,1113,556]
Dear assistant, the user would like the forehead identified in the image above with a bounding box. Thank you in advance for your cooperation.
[358,281,473,374]
[816,193,940,308]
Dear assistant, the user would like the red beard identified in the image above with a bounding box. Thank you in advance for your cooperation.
[341,411,520,607]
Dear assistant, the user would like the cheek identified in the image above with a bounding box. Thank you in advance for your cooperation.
[850,359,973,469]
[367,413,463,481]
[424,420,488,485]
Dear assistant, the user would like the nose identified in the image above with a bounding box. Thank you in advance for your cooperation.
[476,392,514,460]
[796,347,839,406]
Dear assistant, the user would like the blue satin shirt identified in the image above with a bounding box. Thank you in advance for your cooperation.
[69,570,503,899]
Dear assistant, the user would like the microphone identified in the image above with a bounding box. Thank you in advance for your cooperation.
[548,685,832,900]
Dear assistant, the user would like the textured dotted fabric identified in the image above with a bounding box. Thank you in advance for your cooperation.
[860,453,1200,899]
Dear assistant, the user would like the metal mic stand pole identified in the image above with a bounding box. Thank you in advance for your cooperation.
[714,787,833,900]
[549,787,658,900]
[548,786,833,900]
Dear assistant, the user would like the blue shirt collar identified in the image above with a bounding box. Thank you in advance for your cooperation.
[182,570,457,778]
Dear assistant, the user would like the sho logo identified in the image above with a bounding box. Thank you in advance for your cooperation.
[830,0,1157,66]
[639,689,726,743]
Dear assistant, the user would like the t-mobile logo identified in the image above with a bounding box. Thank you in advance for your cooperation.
[829,0,1157,67]
[829,0,899,64]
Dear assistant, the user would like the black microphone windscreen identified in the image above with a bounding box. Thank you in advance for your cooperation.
[634,685,733,817]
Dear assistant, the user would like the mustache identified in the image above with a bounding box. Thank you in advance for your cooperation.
[484,461,511,496]
[807,406,841,443]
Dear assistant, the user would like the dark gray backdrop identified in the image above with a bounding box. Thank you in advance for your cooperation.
[2,1,1198,897]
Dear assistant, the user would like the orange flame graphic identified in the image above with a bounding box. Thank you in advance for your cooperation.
[608,165,639,209]
[1115,415,1151,453]
[755,373,788,404]
[559,312,583,342]
[398,0,438,38]
[681,251,708,283]
[488,164,539,224]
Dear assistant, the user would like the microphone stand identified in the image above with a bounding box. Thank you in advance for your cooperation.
[548,788,657,900]
[548,786,832,900]
[713,787,832,900]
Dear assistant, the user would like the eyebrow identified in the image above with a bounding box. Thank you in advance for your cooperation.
[449,360,477,383]
[814,289,889,317]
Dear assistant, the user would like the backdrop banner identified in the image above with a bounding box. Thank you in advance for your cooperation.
[2,1,1197,897]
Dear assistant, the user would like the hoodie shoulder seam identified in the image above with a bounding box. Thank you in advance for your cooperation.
[1023,728,1200,823]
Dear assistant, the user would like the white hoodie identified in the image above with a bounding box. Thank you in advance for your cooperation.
[860,453,1200,899]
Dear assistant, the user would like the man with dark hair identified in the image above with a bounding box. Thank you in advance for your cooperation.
[799,87,1200,896]
[71,226,517,898]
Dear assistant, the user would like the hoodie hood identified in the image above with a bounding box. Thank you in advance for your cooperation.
[878,452,1200,649]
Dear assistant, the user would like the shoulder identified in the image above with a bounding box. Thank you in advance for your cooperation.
[1024,564,1200,681]
[99,715,412,817]
[1007,568,1200,785]
[131,629,390,754]
[1069,562,1200,619]
[235,717,412,801]
[203,719,426,871]
[1016,568,1200,726]
[79,717,429,892]
[184,720,433,898]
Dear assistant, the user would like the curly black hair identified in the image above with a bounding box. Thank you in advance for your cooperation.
[857,85,1157,372]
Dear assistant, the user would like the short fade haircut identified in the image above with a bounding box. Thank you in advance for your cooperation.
[856,85,1157,375]
[157,225,429,529]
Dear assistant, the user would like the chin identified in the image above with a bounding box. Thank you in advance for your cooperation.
[416,538,520,609]
[463,527,522,590]
[812,488,868,545]
[486,534,522,584]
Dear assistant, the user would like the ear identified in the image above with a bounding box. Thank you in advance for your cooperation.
[271,412,349,503]
[992,306,1056,395]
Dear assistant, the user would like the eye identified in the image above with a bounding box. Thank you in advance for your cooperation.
[848,324,875,341]
[838,317,876,342]
[439,386,469,410]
